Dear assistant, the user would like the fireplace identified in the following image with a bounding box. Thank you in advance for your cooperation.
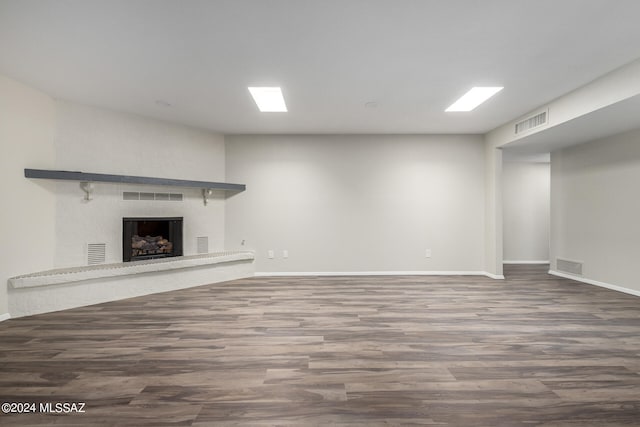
[122,217,183,262]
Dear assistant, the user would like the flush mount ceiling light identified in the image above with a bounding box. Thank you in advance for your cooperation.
[248,87,287,112]
[445,86,503,112]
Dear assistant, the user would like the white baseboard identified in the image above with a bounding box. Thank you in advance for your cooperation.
[0,313,10,322]
[256,271,504,279]
[549,270,640,297]
[503,260,549,265]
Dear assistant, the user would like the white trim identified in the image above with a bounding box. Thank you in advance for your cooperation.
[0,313,10,322]
[549,270,640,298]
[255,271,504,279]
[503,260,549,265]
[484,272,505,280]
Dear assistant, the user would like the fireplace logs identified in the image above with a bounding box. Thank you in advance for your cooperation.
[123,217,183,262]
[131,235,174,257]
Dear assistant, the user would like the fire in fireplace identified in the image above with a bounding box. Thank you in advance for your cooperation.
[122,217,183,262]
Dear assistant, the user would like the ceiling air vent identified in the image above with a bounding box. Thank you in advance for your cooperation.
[87,243,106,265]
[515,110,547,134]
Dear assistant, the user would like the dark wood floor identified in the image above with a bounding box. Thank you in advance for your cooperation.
[1,265,640,426]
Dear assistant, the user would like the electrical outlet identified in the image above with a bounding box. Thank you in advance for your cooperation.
[425,249,432,258]
[283,250,288,258]
[268,250,274,259]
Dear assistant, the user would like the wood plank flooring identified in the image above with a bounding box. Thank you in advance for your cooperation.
[1,265,639,426]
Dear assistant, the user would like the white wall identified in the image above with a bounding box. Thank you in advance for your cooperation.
[225,134,485,273]
[0,75,56,317]
[484,143,503,278]
[53,101,227,267]
[484,59,640,277]
[550,128,640,293]
[502,161,550,262]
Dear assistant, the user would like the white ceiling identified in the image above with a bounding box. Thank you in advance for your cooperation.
[2,0,640,135]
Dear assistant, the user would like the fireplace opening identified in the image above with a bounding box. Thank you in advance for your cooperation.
[123,217,183,262]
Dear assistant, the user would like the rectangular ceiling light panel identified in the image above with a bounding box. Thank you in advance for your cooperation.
[248,87,287,112]
[445,86,503,112]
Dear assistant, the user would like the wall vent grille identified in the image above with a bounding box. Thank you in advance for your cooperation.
[87,243,106,265]
[557,258,583,275]
[197,237,209,254]
[515,111,547,134]
[123,192,183,201]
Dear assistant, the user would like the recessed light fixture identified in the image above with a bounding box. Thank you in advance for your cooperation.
[248,87,287,112]
[445,86,503,112]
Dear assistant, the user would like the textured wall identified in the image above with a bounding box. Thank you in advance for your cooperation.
[53,101,227,267]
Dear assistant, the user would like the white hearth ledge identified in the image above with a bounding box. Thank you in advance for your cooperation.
[10,251,255,289]
[9,252,255,318]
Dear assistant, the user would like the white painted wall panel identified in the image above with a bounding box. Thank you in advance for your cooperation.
[503,161,550,262]
[0,75,56,317]
[225,135,485,273]
[550,128,640,293]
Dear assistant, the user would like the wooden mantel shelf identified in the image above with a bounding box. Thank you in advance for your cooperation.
[24,168,246,192]
[25,168,245,204]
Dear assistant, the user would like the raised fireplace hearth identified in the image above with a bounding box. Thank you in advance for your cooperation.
[123,217,183,262]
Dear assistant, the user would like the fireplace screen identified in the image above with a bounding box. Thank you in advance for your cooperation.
[122,217,183,262]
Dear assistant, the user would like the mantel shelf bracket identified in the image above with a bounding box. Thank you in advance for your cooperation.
[79,181,94,201]
[202,188,213,206]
